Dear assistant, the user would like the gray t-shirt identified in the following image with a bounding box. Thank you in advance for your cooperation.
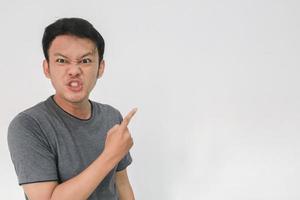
[7,96,132,200]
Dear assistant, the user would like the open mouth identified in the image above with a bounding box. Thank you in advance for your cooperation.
[67,80,83,92]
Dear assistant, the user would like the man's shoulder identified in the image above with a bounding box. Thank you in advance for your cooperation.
[9,99,49,125]
[93,101,119,112]
[7,100,49,139]
[91,101,122,119]
[19,100,48,119]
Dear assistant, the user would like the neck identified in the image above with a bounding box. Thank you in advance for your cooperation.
[53,95,92,120]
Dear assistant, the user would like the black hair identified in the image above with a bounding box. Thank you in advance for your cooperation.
[42,17,105,62]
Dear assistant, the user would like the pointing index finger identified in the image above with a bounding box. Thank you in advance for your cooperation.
[120,108,138,129]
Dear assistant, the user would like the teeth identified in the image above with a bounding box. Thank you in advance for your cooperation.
[70,82,79,87]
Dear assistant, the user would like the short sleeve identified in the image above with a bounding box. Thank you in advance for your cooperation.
[7,113,58,185]
[116,110,133,171]
[116,152,132,171]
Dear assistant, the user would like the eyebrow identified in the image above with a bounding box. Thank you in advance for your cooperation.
[53,53,68,58]
[53,52,95,59]
[80,52,95,58]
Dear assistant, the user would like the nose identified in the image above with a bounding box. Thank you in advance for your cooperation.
[68,64,82,77]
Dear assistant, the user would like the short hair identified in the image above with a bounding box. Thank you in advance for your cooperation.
[42,17,105,62]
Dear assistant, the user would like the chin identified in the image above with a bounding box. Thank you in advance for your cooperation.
[68,96,87,104]
[62,93,89,104]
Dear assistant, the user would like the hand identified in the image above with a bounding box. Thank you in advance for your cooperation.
[103,108,138,163]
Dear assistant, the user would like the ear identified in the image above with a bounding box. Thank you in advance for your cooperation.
[97,59,105,79]
[43,59,51,79]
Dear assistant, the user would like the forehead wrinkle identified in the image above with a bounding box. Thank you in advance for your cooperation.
[52,49,96,60]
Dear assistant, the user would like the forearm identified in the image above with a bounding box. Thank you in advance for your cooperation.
[50,152,119,200]
[116,170,135,200]
[117,183,135,200]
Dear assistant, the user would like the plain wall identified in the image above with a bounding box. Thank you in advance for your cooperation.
[0,0,299,199]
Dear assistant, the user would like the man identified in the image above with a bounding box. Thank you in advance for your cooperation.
[7,18,137,200]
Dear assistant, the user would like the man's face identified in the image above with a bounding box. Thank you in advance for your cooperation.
[43,35,104,105]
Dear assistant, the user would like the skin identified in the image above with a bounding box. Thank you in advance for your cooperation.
[22,35,136,200]
[43,35,104,119]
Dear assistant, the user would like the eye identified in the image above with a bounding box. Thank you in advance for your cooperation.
[56,58,66,63]
[81,58,92,64]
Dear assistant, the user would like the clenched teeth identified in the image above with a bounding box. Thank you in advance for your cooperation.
[70,82,79,87]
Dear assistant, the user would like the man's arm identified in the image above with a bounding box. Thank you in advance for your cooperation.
[116,169,135,200]
[24,150,120,200]
[22,108,137,200]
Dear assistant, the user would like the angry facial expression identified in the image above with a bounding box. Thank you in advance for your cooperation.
[43,35,105,106]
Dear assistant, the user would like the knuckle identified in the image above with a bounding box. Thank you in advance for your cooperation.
[109,124,119,132]
[114,124,120,129]
[124,116,130,123]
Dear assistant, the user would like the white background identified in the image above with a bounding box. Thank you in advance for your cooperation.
[0,0,299,199]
